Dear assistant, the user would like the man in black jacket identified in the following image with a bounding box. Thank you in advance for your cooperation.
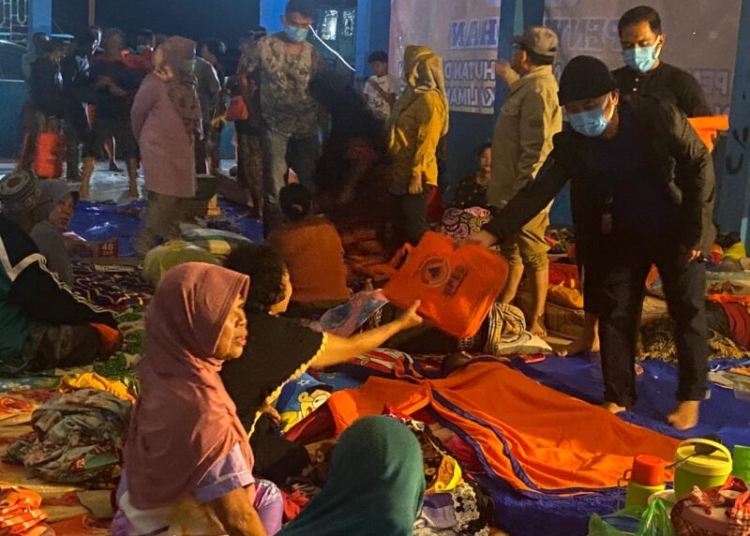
[471,57,714,431]
[61,30,98,182]
[566,6,714,358]
[613,5,712,118]
[0,171,119,374]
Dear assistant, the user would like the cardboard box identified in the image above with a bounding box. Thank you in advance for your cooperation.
[68,238,121,262]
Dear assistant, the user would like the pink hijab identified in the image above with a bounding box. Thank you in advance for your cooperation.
[125,262,251,509]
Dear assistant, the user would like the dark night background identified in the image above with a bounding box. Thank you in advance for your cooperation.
[52,0,261,47]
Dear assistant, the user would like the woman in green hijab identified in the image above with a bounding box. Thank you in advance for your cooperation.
[278,416,425,536]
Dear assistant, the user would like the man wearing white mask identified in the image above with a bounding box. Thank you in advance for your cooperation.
[244,0,323,235]
[564,5,714,359]
[613,5,711,118]
[468,56,714,432]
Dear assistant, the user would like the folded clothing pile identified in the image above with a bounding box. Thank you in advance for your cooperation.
[0,485,53,536]
[5,389,132,488]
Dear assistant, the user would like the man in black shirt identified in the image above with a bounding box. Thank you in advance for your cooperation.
[470,57,714,431]
[565,5,714,359]
[80,29,142,200]
[613,5,711,118]
[60,31,97,182]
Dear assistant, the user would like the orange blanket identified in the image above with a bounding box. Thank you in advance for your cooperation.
[327,360,679,495]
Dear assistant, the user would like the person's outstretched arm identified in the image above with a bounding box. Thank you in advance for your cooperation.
[313,301,423,368]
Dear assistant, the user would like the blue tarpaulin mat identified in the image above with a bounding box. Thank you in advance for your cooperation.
[494,355,750,536]
[70,199,263,257]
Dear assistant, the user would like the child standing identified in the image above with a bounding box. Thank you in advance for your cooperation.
[363,51,400,122]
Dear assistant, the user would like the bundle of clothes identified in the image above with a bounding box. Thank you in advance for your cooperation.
[5,389,132,488]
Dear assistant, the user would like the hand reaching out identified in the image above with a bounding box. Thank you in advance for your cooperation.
[398,300,424,331]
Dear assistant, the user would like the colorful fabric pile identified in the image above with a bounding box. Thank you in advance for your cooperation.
[72,263,152,309]
[5,389,132,488]
[0,485,53,536]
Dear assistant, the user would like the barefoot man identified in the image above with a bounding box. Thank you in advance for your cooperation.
[565,4,713,356]
[470,56,714,431]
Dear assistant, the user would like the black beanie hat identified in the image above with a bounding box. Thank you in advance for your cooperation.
[558,56,618,105]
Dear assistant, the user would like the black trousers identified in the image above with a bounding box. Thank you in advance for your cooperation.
[390,186,432,248]
[595,239,709,407]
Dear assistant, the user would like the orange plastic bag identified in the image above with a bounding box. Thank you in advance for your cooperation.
[33,132,63,179]
[225,95,249,122]
[383,231,508,338]
[688,115,729,152]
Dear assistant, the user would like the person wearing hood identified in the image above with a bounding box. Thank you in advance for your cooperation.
[468,56,714,431]
[0,171,119,375]
[277,416,424,536]
[387,45,449,248]
[29,180,79,286]
[114,263,283,536]
[131,36,202,256]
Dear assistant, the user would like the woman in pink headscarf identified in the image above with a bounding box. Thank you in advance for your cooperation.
[113,262,283,536]
[131,36,203,256]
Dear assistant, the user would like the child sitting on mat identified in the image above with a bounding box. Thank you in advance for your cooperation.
[266,184,350,316]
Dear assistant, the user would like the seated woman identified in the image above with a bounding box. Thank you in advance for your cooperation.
[277,416,424,536]
[1,171,119,375]
[220,244,421,478]
[114,262,283,536]
[266,184,351,314]
[30,179,78,286]
[451,141,491,210]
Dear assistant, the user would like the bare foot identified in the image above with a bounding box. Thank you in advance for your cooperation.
[601,402,627,414]
[529,317,547,338]
[560,335,600,357]
[667,401,700,431]
[127,189,140,199]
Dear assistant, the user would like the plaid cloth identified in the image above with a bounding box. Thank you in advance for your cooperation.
[0,485,51,535]
[672,476,750,535]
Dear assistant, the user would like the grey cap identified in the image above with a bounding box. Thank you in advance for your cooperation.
[512,26,559,59]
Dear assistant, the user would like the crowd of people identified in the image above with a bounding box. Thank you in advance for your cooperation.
[0,0,724,533]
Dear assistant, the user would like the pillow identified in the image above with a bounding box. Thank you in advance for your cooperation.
[142,240,220,284]
[276,374,333,434]
[180,225,252,258]
[484,303,552,356]
[436,207,492,242]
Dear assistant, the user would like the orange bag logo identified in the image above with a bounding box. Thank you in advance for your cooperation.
[420,258,451,287]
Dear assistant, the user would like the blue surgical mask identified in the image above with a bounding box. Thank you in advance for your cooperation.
[568,106,611,138]
[622,44,659,73]
[284,26,309,43]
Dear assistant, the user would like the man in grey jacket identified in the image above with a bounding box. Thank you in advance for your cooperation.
[490,27,562,337]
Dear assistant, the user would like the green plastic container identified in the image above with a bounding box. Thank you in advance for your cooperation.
[673,439,733,500]
[733,445,750,483]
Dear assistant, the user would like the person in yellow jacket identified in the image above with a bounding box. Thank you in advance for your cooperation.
[387,45,449,247]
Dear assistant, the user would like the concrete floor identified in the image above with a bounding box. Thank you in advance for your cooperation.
[0,160,233,204]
